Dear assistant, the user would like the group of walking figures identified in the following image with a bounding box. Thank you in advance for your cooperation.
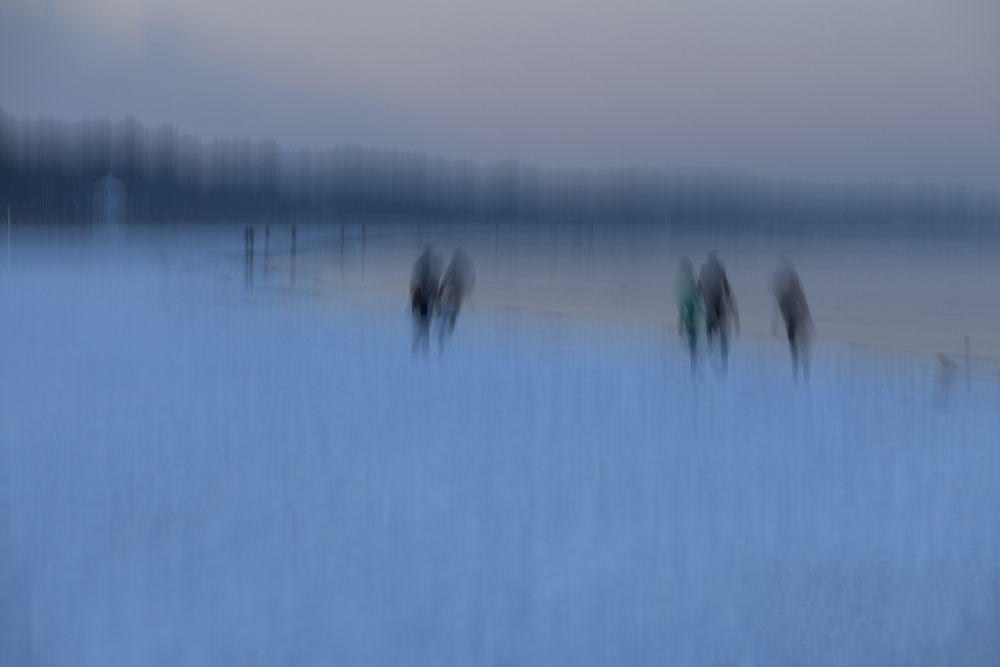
[410,246,476,358]
[675,252,813,380]
[408,243,811,376]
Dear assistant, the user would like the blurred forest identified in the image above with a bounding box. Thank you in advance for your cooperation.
[2,107,999,226]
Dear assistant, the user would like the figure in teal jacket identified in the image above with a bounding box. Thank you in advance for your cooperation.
[675,257,702,373]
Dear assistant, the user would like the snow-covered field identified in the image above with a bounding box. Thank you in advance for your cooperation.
[1,225,999,666]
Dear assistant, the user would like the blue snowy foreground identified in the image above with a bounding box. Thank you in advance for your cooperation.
[1,237,999,666]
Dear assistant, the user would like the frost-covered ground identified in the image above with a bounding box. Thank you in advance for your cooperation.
[1,227,999,666]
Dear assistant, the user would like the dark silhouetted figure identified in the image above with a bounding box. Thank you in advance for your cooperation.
[243,226,253,288]
[933,353,959,408]
[675,257,702,374]
[263,223,270,280]
[436,248,475,354]
[698,252,739,375]
[291,225,297,284]
[770,259,813,382]
[410,245,443,359]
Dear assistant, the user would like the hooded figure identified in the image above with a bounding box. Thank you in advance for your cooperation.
[436,248,475,353]
[698,251,739,375]
[675,257,702,374]
[770,259,814,382]
[410,245,443,359]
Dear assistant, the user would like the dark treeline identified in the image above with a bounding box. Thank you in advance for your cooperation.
[2,107,999,226]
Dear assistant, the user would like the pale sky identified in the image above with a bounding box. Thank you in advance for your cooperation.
[1,0,998,187]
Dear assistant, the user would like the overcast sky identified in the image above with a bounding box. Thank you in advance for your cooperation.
[1,0,998,187]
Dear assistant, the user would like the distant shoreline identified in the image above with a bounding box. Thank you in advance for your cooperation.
[288,253,1000,365]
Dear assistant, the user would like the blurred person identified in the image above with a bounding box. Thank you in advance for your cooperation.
[263,223,270,279]
[410,245,443,360]
[436,248,476,354]
[770,259,814,382]
[674,257,702,374]
[698,251,739,375]
[244,226,253,288]
[933,353,959,408]
[291,225,298,284]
